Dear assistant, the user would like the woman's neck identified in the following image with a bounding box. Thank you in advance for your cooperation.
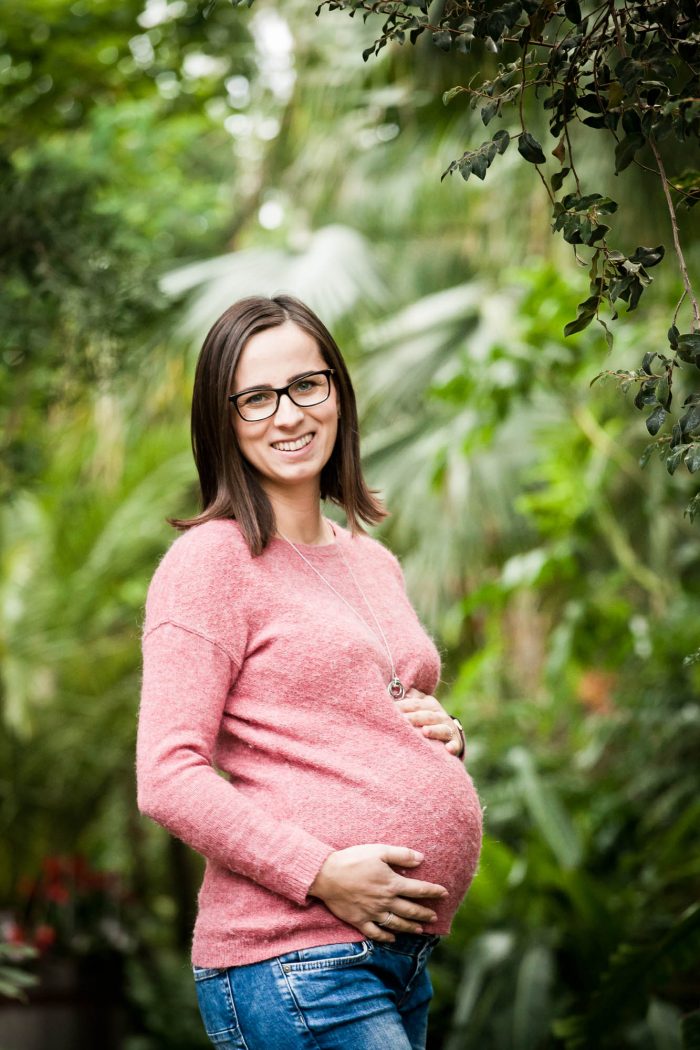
[268,489,333,546]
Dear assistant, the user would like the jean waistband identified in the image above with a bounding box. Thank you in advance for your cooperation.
[379,932,441,954]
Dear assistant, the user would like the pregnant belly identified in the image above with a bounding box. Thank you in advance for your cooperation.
[339,741,483,928]
[251,727,484,931]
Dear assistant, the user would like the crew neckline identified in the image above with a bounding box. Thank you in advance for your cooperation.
[271,517,345,555]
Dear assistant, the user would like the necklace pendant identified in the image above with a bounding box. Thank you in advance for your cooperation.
[388,677,405,701]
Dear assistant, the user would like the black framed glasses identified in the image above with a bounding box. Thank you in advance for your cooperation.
[228,369,335,422]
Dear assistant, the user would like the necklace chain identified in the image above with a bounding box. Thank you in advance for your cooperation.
[278,524,406,700]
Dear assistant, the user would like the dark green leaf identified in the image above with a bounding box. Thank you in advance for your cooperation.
[642,351,657,374]
[576,193,604,209]
[592,197,618,215]
[667,447,685,473]
[610,276,633,302]
[562,216,583,244]
[493,129,510,154]
[471,152,488,180]
[564,0,582,23]
[587,225,609,245]
[677,333,700,350]
[686,444,700,473]
[518,131,546,164]
[656,376,670,408]
[680,404,700,439]
[432,31,452,51]
[615,133,645,172]
[578,94,604,114]
[486,12,507,40]
[622,109,642,135]
[564,311,595,336]
[647,403,668,434]
[598,318,614,350]
[629,244,664,268]
[635,381,658,409]
[481,100,498,125]
[627,278,644,311]
[582,115,608,129]
[551,167,570,191]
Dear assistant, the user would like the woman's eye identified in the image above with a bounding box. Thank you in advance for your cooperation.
[243,391,273,406]
[293,378,319,393]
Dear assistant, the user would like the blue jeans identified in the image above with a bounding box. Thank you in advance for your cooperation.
[193,932,440,1050]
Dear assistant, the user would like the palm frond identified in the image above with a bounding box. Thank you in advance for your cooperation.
[161,224,386,341]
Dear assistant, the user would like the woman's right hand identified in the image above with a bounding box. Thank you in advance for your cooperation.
[308,844,448,944]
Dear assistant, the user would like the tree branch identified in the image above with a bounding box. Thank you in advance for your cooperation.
[649,135,700,333]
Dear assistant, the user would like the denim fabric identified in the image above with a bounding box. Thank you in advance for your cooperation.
[193,932,440,1050]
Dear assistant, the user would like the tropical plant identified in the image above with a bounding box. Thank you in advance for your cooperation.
[0,942,38,1002]
[312,0,700,519]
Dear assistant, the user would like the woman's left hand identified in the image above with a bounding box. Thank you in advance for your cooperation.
[395,688,464,757]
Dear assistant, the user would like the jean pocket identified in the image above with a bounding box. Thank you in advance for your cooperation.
[193,965,228,981]
[192,967,245,1047]
[279,939,373,973]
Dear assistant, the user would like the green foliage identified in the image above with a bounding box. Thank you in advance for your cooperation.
[125,947,210,1050]
[554,906,700,1048]
[0,150,169,497]
[315,0,700,517]
[0,942,38,1001]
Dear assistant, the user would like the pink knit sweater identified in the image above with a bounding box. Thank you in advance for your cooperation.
[137,518,482,967]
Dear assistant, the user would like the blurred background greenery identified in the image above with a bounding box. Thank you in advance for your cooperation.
[1,1,699,1048]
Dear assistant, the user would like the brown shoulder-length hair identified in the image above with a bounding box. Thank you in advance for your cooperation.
[169,294,387,554]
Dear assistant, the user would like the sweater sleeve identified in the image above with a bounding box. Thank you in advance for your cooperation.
[136,526,334,906]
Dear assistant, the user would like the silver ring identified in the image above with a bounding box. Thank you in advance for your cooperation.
[376,911,394,928]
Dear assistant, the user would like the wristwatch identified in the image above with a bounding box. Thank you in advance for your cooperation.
[451,717,466,759]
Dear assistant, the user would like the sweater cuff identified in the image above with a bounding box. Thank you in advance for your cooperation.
[281,837,336,906]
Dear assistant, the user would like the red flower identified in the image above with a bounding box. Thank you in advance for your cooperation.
[5,920,26,944]
[44,883,70,905]
[33,924,57,952]
[42,856,67,881]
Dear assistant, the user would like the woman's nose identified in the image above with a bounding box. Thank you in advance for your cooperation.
[274,393,305,426]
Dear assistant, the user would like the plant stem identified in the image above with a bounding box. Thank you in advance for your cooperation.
[649,136,700,333]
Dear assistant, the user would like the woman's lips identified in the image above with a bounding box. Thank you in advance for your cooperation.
[270,432,316,455]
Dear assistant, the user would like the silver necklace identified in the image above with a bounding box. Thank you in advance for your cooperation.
[278,524,406,700]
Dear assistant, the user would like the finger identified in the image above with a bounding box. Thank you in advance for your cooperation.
[361,921,395,944]
[394,876,448,899]
[405,711,448,727]
[391,901,438,924]
[445,737,463,754]
[421,722,455,739]
[394,697,429,713]
[381,915,425,934]
[399,689,440,708]
[378,846,425,867]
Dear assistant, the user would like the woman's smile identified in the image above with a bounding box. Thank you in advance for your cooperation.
[270,432,315,453]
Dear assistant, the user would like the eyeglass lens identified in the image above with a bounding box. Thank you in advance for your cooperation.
[236,372,330,421]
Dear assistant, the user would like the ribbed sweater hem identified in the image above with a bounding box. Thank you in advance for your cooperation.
[191,921,453,969]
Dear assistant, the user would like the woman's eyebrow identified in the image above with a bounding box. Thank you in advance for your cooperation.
[234,369,319,395]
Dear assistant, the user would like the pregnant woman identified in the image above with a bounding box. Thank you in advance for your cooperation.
[136,295,483,1050]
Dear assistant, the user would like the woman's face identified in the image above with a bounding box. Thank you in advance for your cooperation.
[230,320,339,497]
